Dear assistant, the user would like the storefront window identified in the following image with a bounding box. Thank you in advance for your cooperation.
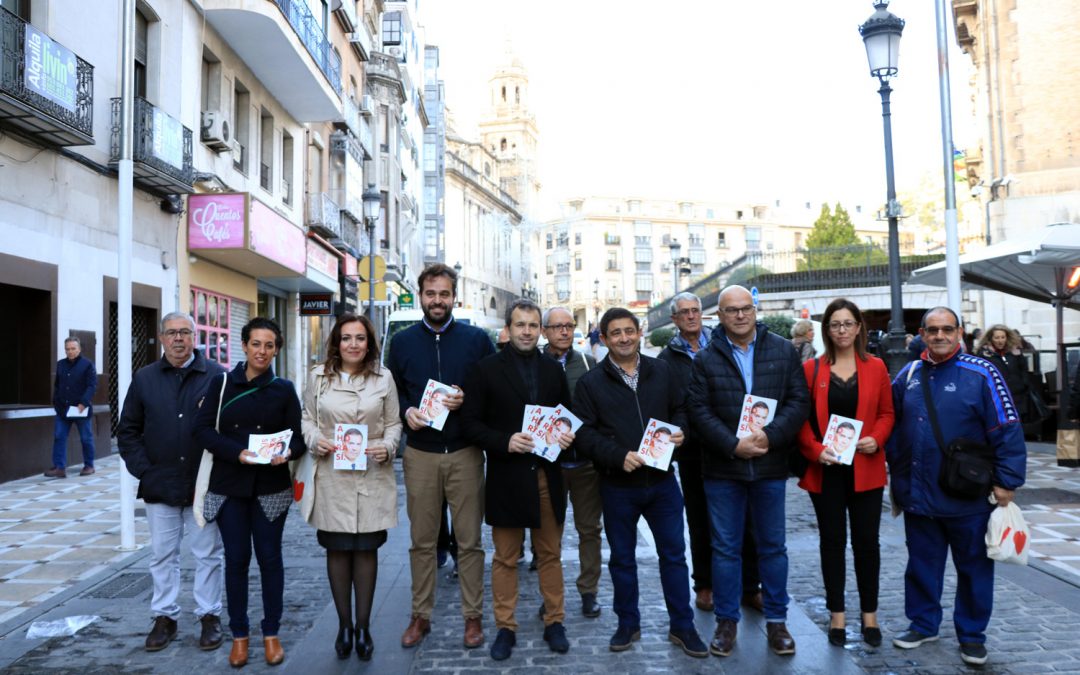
[191,287,231,366]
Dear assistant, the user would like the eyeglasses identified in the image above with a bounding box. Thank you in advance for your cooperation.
[674,307,701,317]
[163,329,194,338]
[721,305,756,317]
[828,321,859,333]
[544,323,576,332]
[924,325,959,336]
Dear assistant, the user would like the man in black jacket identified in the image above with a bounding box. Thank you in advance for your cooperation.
[117,312,227,652]
[387,263,494,650]
[461,299,574,661]
[575,308,708,659]
[688,286,809,658]
[540,306,602,619]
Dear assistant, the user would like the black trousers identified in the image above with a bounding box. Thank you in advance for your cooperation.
[808,465,882,613]
[678,457,758,592]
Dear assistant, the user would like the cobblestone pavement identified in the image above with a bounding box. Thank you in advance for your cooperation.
[0,443,1078,673]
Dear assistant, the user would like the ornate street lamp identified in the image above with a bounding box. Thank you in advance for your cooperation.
[670,238,682,299]
[362,187,381,318]
[860,0,907,376]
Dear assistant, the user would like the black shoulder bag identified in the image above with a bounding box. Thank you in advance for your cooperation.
[920,367,994,500]
[789,359,820,479]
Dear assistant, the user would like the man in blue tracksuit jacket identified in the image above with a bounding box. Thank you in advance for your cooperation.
[887,307,1025,667]
[386,263,494,650]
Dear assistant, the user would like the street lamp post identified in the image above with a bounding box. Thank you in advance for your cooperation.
[362,187,381,318]
[860,0,907,376]
[593,277,600,326]
[670,238,682,299]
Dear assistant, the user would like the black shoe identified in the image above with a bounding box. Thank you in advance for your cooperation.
[892,629,939,649]
[581,592,601,618]
[144,616,177,652]
[960,642,988,666]
[609,625,641,652]
[356,627,373,661]
[543,622,569,653]
[828,628,846,646]
[861,623,882,647]
[198,614,223,651]
[490,628,516,661]
[334,623,353,659]
[710,619,737,657]
[669,628,709,658]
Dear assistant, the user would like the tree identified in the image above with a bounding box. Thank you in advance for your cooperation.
[760,314,794,339]
[798,202,887,270]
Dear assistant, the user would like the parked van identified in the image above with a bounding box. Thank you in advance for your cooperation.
[382,308,502,364]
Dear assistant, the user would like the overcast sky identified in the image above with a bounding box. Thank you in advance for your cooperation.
[421,0,976,219]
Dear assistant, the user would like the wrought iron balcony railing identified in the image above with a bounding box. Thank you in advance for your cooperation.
[109,97,194,195]
[269,0,342,96]
[0,6,93,145]
[306,191,341,239]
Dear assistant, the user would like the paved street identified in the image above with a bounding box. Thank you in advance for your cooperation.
[0,443,1079,673]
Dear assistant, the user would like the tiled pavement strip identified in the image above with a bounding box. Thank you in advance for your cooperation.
[0,443,1078,673]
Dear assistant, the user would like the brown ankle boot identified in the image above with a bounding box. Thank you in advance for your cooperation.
[264,636,284,665]
[228,637,249,667]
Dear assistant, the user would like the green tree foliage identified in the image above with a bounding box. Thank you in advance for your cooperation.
[798,203,887,271]
[728,263,772,288]
[760,314,794,339]
[648,327,676,348]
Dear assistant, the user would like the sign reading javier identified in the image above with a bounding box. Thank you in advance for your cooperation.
[24,24,77,112]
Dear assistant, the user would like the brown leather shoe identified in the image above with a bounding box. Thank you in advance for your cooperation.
[767,622,796,656]
[228,637,249,667]
[263,636,284,665]
[43,467,66,479]
[144,616,177,651]
[710,619,737,657]
[79,465,95,476]
[695,588,714,612]
[463,616,484,648]
[741,590,764,613]
[198,614,223,650]
[401,615,431,648]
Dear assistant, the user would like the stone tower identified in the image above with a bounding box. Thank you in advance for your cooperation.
[478,44,541,214]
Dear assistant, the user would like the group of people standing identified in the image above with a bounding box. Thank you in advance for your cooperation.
[111,260,1028,669]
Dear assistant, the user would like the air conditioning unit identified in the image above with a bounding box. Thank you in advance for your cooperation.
[230,139,243,165]
[200,110,231,151]
[359,94,374,116]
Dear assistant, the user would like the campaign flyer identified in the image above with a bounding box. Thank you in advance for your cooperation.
[821,414,863,465]
[418,379,453,431]
[247,429,293,465]
[636,418,680,471]
[735,394,778,439]
[532,404,582,462]
[333,423,368,471]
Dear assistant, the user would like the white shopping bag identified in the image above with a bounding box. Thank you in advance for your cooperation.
[985,502,1030,566]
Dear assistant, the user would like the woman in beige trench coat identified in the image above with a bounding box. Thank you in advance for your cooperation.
[301,314,401,661]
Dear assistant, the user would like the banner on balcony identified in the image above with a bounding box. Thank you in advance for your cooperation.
[23,24,77,112]
[152,107,185,169]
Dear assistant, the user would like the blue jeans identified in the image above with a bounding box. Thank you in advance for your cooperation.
[599,473,694,632]
[903,510,994,643]
[704,478,789,622]
[216,497,288,638]
[52,415,95,469]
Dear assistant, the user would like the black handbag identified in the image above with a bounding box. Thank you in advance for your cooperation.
[788,359,820,479]
[921,369,994,500]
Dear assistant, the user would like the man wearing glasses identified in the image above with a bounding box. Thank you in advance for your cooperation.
[688,285,809,658]
[540,306,602,620]
[887,307,1025,666]
[117,312,227,652]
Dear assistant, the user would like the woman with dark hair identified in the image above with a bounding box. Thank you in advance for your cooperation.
[300,313,401,661]
[796,299,894,647]
[976,325,1032,421]
[193,317,305,667]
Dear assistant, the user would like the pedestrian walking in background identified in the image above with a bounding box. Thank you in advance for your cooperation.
[300,314,401,661]
[117,312,227,653]
[796,299,894,647]
[574,307,708,659]
[386,263,493,650]
[688,285,809,658]
[461,299,574,661]
[976,325,1033,422]
[47,336,97,478]
[540,306,603,620]
[790,319,817,364]
[887,307,1026,667]
[193,317,305,668]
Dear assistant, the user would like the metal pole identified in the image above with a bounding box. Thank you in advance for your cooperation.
[367,220,376,318]
[116,0,139,552]
[879,80,907,377]
[935,0,962,315]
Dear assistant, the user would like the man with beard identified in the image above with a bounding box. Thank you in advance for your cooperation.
[387,263,494,650]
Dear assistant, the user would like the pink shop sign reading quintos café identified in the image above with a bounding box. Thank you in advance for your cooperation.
[188,193,306,275]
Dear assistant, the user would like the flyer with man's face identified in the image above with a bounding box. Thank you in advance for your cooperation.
[333,423,368,471]
[735,394,777,439]
[247,429,292,465]
[636,418,679,472]
[419,379,453,431]
[822,415,863,465]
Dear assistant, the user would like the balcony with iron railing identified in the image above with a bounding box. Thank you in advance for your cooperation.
[0,7,94,145]
[109,97,193,195]
[306,191,342,239]
[202,0,341,121]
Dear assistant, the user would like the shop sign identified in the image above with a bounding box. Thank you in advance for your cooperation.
[250,200,306,274]
[188,193,246,249]
[300,293,333,316]
[306,240,339,279]
[23,24,77,112]
[399,292,414,308]
[344,254,358,277]
[151,107,184,169]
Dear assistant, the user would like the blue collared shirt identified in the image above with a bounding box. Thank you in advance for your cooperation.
[422,314,454,334]
[726,335,756,394]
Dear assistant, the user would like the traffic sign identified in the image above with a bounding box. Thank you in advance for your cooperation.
[357,255,386,282]
[750,286,759,307]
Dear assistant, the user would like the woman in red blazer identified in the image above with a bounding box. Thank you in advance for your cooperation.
[797,298,895,648]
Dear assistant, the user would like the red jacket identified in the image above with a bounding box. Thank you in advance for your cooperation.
[797,354,895,494]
